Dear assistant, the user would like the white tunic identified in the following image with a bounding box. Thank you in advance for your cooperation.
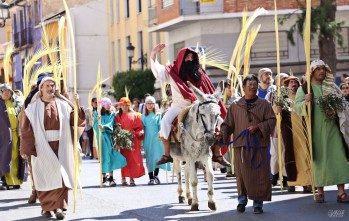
[25,98,75,191]
[151,57,192,139]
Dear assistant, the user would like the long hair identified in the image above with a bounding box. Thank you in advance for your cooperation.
[118,105,131,117]
[144,103,156,116]
[101,106,111,116]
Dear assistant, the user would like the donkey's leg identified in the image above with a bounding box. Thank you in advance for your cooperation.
[187,161,199,211]
[204,157,216,210]
[184,162,192,206]
[173,160,185,203]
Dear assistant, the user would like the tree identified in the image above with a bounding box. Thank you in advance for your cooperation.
[279,0,344,76]
[111,69,156,101]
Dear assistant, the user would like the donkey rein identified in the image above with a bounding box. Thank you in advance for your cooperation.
[178,122,204,142]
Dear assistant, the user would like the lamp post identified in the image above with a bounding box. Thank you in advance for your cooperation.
[126,42,146,70]
[126,42,135,71]
[0,0,10,28]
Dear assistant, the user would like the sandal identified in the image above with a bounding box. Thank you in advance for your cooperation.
[41,210,52,218]
[130,179,136,186]
[337,192,349,203]
[212,155,231,167]
[156,155,173,165]
[148,179,155,185]
[154,176,161,185]
[121,178,128,186]
[315,193,325,203]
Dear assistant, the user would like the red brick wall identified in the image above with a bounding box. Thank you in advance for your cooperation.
[157,0,181,24]
[224,0,349,13]
[156,0,349,24]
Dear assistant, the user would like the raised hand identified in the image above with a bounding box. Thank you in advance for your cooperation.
[151,43,166,60]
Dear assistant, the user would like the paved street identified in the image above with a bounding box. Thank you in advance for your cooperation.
[0,157,348,221]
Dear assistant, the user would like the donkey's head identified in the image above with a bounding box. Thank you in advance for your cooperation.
[187,81,223,146]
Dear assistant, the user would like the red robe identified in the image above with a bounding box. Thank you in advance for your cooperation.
[115,112,145,178]
[166,47,228,154]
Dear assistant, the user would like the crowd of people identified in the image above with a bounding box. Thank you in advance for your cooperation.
[1,43,349,220]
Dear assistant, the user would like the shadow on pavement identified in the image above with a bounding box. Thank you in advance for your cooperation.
[68,190,347,221]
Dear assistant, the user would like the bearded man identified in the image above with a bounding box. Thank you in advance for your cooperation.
[257,68,276,99]
[20,77,85,219]
[150,43,229,166]
[295,60,349,203]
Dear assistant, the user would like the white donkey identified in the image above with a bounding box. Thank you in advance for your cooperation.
[170,81,223,211]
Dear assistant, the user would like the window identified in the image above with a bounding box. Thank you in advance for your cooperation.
[126,36,131,69]
[110,0,114,25]
[337,27,349,56]
[251,32,289,60]
[137,0,142,13]
[125,0,130,18]
[174,41,185,58]
[34,0,40,26]
[117,39,121,72]
[137,31,143,68]
[162,0,174,8]
[116,0,120,23]
[111,41,116,74]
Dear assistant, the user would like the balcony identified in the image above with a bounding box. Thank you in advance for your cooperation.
[13,28,32,48]
[148,0,224,32]
[180,1,223,16]
[148,5,157,27]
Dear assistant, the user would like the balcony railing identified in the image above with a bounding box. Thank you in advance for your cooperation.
[13,28,32,48]
[180,0,223,16]
[148,5,157,26]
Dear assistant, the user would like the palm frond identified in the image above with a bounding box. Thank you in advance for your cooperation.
[23,47,59,97]
[3,44,14,84]
[243,25,261,77]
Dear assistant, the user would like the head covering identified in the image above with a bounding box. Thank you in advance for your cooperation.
[100,97,111,105]
[144,93,151,98]
[0,83,14,95]
[38,76,56,90]
[145,96,156,104]
[36,73,50,87]
[310,59,325,73]
[340,82,349,89]
[119,97,131,105]
[165,48,202,102]
[258,68,273,80]
[284,76,300,86]
[280,73,289,81]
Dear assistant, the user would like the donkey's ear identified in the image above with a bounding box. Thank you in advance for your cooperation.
[216,81,224,93]
[212,80,224,100]
[187,81,205,102]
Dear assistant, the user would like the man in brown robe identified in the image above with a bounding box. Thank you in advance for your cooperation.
[20,77,85,220]
[220,74,276,214]
[274,76,312,193]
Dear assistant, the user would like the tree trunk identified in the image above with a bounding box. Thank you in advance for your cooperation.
[319,0,337,76]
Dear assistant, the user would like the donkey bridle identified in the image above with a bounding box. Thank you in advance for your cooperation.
[196,100,219,134]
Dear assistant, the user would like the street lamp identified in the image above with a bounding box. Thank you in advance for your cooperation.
[126,42,146,70]
[0,0,10,28]
[126,43,135,70]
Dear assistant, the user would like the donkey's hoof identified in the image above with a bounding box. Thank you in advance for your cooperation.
[190,204,199,211]
[188,198,192,205]
[208,202,216,210]
[178,196,185,204]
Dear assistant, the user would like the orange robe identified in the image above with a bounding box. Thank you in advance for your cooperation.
[115,112,145,178]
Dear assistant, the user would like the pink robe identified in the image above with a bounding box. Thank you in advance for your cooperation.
[115,112,145,178]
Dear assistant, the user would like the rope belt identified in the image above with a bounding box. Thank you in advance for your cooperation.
[220,129,263,169]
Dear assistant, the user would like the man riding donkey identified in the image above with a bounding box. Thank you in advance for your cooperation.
[150,43,230,166]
